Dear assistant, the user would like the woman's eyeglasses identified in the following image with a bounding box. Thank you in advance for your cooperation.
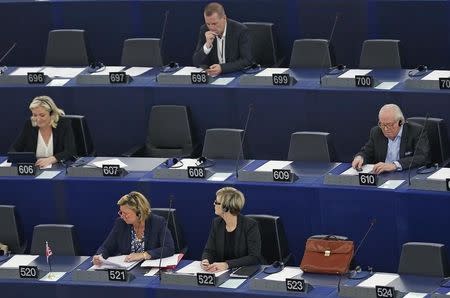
[213,201,221,205]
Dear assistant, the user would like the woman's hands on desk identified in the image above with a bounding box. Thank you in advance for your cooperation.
[35,156,57,169]
[125,252,150,262]
[201,259,228,272]
[92,254,103,266]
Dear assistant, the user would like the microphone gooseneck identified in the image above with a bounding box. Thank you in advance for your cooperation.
[158,195,174,280]
[235,104,254,178]
[319,14,340,85]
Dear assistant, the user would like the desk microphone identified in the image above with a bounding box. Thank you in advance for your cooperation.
[158,195,174,280]
[0,43,17,73]
[235,104,254,178]
[319,13,340,85]
[337,218,377,293]
[407,115,429,185]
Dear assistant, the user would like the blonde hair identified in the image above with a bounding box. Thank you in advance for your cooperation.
[117,191,151,221]
[216,187,245,215]
[29,95,65,128]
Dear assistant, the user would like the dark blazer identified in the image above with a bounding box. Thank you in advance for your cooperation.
[201,214,263,268]
[356,122,430,169]
[96,214,175,259]
[193,19,252,74]
[10,118,76,162]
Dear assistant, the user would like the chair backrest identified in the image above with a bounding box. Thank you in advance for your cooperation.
[121,38,163,67]
[61,115,94,157]
[0,205,26,253]
[398,242,449,277]
[289,39,331,68]
[288,131,334,162]
[243,22,280,67]
[202,128,244,159]
[151,208,187,254]
[145,105,195,157]
[407,117,450,166]
[30,224,79,256]
[45,29,89,66]
[246,214,290,264]
[359,39,401,69]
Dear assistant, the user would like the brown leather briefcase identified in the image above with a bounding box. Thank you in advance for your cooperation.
[300,236,354,274]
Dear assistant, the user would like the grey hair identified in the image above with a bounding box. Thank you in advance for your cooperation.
[379,103,405,122]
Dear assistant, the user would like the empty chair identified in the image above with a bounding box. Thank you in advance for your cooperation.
[121,38,163,67]
[408,117,449,166]
[246,214,290,264]
[398,242,449,277]
[243,22,282,67]
[359,39,401,69]
[0,205,26,253]
[202,128,244,159]
[288,131,334,162]
[30,224,79,255]
[61,115,94,156]
[152,208,187,254]
[289,39,332,68]
[45,29,89,66]
[125,105,195,157]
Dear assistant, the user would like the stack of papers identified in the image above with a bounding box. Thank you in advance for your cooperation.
[338,69,372,78]
[0,255,38,268]
[89,255,139,271]
[176,261,228,276]
[255,160,292,172]
[91,158,128,168]
[427,168,450,180]
[255,68,289,77]
[357,273,399,288]
[263,267,302,281]
[340,164,374,176]
[141,253,183,268]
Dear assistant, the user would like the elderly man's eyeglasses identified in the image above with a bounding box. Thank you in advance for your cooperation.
[378,121,398,129]
[213,200,221,205]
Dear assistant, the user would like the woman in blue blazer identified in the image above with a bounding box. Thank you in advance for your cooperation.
[93,191,174,265]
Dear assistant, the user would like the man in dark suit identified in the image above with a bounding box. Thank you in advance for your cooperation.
[352,104,430,174]
[193,2,252,76]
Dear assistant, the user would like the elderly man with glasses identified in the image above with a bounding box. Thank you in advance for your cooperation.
[352,104,430,174]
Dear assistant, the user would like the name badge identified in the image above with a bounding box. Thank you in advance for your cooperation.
[439,78,450,90]
[375,285,395,298]
[27,72,45,84]
[187,166,206,179]
[17,163,36,176]
[355,75,373,87]
[272,73,290,86]
[19,266,39,279]
[285,278,306,292]
[197,272,216,286]
[102,164,122,177]
[108,269,127,281]
[273,169,292,182]
[109,72,128,84]
[191,72,208,84]
[359,173,377,186]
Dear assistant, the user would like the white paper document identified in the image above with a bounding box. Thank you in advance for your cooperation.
[40,272,66,282]
[427,168,450,180]
[421,70,450,81]
[0,255,39,268]
[255,160,292,172]
[41,67,85,78]
[255,68,289,77]
[263,267,303,281]
[211,77,235,85]
[378,179,405,189]
[338,69,372,78]
[125,67,152,77]
[89,255,139,271]
[171,158,199,170]
[46,79,70,87]
[219,278,246,288]
[375,81,399,90]
[340,164,374,176]
[141,253,182,268]
[0,160,12,167]
[176,261,228,276]
[358,273,399,288]
[173,67,204,76]
[92,158,128,168]
[403,293,427,298]
[90,66,125,75]
[144,268,160,276]
[36,170,61,180]
[208,172,232,181]
[10,67,43,76]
